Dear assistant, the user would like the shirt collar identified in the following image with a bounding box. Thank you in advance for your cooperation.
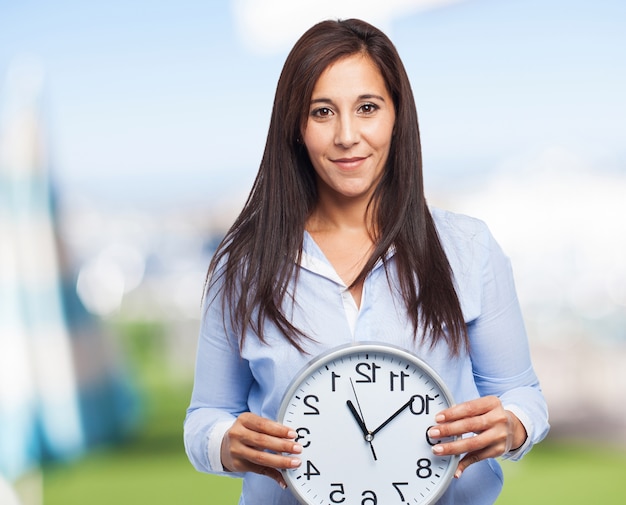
[298,231,394,285]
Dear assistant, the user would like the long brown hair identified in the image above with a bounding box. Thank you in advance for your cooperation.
[206,18,468,355]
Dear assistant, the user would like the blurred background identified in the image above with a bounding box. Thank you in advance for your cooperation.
[1,0,625,503]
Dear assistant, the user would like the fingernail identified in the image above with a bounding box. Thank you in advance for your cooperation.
[432,444,444,454]
[292,443,303,453]
[279,481,288,490]
[291,458,301,467]
[287,430,297,439]
[428,428,440,438]
[454,469,462,479]
[435,414,445,422]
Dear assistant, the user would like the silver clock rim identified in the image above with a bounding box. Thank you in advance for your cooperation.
[277,341,460,505]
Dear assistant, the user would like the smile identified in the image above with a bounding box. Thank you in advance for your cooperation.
[331,156,368,170]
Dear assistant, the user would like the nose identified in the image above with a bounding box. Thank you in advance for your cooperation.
[334,115,360,148]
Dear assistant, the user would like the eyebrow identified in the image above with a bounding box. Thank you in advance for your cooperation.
[310,94,387,105]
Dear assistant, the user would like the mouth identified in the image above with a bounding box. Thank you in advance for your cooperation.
[331,156,368,169]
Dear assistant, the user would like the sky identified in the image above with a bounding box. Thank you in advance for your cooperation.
[1,0,624,209]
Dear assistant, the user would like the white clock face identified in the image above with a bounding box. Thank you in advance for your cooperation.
[278,343,458,505]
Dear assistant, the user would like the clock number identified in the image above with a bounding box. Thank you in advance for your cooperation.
[355,362,381,383]
[392,482,409,501]
[304,460,320,480]
[329,483,346,503]
[416,458,433,479]
[409,394,435,415]
[303,395,320,415]
[295,427,311,448]
[331,371,341,392]
[361,490,377,504]
[425,426,438,447]
[390,371,409,391]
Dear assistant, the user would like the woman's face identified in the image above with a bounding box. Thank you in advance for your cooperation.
[302,53,396,204]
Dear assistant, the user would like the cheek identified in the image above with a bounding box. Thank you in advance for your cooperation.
[363,121,394,150]
[303,130,327,160]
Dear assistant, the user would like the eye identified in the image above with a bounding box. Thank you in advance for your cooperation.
[310,106,334,118]
[358,103,379,114]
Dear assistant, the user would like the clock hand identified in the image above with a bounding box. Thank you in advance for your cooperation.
[349,379,378,461]
[347,400,369,437]
[371,396,414,436]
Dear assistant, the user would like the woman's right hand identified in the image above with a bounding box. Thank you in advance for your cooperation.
[221,412,303,489]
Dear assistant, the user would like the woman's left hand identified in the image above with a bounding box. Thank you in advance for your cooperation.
[427,395,527,478]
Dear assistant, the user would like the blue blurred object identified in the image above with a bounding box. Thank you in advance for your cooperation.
[0,60,138,481]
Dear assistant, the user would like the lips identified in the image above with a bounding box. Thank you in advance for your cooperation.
[331,156,368,170]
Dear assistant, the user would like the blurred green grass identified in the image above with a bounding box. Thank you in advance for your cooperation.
[43,382,243,504]
[41,320,626,504]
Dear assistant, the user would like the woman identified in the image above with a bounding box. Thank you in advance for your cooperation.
[184,18,549,504]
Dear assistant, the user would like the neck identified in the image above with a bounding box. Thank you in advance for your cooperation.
[307,192,376,235]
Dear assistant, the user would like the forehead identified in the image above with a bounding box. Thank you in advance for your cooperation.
[311,54,389,99]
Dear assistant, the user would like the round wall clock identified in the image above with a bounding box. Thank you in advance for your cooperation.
[278,342,459,505]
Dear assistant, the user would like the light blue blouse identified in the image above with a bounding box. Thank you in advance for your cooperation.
[184,208,549,505]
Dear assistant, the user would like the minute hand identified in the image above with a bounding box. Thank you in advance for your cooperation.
[371,397,414,436]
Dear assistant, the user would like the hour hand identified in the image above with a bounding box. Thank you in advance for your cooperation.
[346,400,377,461]
[347,400,369,437]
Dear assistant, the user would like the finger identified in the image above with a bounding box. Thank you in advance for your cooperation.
[222,414,303,474]
[231,413,302,456]
[432,430,508,458]
[245,463,290,490]
[232,442,302,472]
[454,451,481,478]
[237,427,303,456]
[454,444,502,478]
[429,405,508,440]
[239,412,298,440]
[449,409,523,453]
[429,414,505,441]
[226,427,303,469]
[434,396,501,424]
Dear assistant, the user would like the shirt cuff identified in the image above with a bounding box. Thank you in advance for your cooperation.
[501,404,532,461]
[208,419,236,472]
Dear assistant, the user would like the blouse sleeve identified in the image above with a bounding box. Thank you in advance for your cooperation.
[183,279,253,476]
[466,221,550,460]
